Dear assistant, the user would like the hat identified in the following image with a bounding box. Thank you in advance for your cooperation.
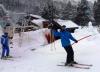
[61,25,66,30]
[62,25,66,28]
[4,32,8,35]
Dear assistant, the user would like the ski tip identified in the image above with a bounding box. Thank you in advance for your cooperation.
[57,65,65,66]
[31,49,36,51]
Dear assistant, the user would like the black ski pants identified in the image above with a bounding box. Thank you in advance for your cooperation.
[64,45,74,64]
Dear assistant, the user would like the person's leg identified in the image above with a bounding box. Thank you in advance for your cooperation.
[6,46,10,57]
[64,45,74,65]
[68,45,74,63]
[1,47,6,59]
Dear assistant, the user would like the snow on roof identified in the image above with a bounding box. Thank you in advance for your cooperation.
[30,14,42,19]
[31,19,46,25]
[56,19,79,28]
[31,17,78,28]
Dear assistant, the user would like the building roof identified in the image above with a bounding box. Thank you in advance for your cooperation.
[56,19,79,28]
[30,14,42,19]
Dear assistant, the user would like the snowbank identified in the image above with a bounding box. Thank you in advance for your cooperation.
[13,29,48,48]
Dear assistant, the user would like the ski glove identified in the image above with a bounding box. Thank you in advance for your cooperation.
[75,40,78,43]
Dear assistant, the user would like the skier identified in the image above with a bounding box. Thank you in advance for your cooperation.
[52,25,78,66]
[1,32,12,59]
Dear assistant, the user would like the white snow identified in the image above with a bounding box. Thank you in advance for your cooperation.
[56,19,79,28]
[31,19,46,28]
[0,25,3,49]
[31,19,79,29]
[0,21,100,72]
[30,14,43,19]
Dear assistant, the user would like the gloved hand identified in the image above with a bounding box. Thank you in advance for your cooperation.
[75,40,78,43]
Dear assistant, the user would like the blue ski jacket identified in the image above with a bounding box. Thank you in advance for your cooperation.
[1,33,9,47]
[52,30,77,47]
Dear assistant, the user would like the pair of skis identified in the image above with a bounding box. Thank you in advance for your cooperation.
[1,57,14,61]
[57,62,93,69]
[1,56,21,61]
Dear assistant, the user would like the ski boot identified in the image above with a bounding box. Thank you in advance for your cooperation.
[1,56,7,60]
[6,56,13,58]
[65,62,73,66]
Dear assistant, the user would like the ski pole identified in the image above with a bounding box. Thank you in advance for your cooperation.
[72,35,92,45]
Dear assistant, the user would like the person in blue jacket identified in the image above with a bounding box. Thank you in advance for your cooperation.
[52,25,78,66]
[1,32,11,59]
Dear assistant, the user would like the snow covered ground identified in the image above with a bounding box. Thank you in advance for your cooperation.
[0,25,100,72]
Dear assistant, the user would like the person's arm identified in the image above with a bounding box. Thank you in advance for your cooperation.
[1,37,5,46]
[69,33,78,43]
[52,30,60,37]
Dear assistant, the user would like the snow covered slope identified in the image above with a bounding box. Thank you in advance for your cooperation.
[0,25,100,72]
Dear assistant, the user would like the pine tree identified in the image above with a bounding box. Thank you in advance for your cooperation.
[61,1,77,20]
[94,0,100,26]
[41,1,57,21]
[0,5,7,28]
[0,0,25,12]
[93,1,97,13]
[74,0,91,26]
[0,5,6,17]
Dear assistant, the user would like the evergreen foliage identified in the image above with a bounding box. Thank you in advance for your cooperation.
[61,1,77,20]
[41,1,58,21]
[74,0,91,26]
[94,0,100,26]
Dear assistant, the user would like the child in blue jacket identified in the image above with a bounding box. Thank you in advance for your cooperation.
[53,25,78,66]
[1,32,11,59]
